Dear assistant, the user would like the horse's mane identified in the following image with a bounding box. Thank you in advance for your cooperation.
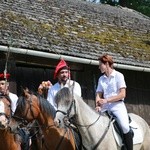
[37,94,56,118]
[16,91,56,119]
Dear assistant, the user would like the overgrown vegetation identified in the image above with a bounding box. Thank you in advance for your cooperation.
[1,10,149,60]
[84,0,150,17]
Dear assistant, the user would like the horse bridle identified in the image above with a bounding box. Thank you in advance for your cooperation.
[56,98,102,128]
[56,99,76,126]
[56,99,76,116]
[13,95,37,127]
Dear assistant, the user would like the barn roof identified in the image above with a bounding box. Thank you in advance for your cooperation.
[0,0,150,69]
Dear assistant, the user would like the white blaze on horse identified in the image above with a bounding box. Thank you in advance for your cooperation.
[0,96,11,128]
[54,87,150,150]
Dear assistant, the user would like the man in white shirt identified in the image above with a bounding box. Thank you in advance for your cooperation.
[47,59,81,110]
[0,73,18,114]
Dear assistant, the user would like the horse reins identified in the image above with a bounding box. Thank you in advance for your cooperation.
[13,95,35,127]
[56,99,76,118]
[91,116,112,150]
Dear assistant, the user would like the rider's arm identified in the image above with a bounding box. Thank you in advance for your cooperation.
[95,92,103,112]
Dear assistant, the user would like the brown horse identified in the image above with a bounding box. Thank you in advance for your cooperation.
[0,95,21,150]
[9,89,76,150]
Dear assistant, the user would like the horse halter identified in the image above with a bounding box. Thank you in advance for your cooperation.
[56,99,76,126]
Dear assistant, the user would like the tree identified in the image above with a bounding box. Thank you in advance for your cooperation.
[83,0,150,17]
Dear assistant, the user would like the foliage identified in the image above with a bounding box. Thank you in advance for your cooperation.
[84,0,150,17]
[126,0,150,17]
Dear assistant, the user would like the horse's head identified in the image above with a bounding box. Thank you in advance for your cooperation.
[0,95,11,129]
[18,88,40,121]
[54,87,76,128]
[9,88,40,132]
[9,87,56,133]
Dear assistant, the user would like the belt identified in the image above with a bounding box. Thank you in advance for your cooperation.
[118,100,123,102]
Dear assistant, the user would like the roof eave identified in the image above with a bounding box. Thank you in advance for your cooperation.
[0,45,150,72]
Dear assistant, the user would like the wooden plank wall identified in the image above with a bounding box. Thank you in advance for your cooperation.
[1,61,149,126]
[122,69,150,125]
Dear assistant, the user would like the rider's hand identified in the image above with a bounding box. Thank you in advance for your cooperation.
[97,98,108,105]
[95,106,101,112]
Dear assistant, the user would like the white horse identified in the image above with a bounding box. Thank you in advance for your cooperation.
[54,87,150,150]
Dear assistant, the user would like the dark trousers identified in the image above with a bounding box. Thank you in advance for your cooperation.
[19,128,30,150]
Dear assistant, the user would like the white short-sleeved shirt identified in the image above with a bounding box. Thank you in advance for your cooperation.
[8,92,18,114]
[96,69,126,112]
[47,79,81,110]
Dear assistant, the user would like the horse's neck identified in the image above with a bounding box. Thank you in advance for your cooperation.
[75,98,101,125]
[37,111,57,138]
[0,129,15,141]
[36,110,74,149]
[75,98,110,143]
[0,129,21,149]
[76,106,109,127]
[36,110,65,135]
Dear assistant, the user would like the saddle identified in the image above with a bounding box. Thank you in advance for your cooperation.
[107,111,133,139]
[68,117,82,150]
[106,111,123,138]
[106,111,143,147]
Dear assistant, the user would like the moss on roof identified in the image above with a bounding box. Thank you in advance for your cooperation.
[0,0,150,65]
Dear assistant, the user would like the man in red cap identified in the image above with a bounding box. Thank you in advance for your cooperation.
[0,73,18,114]
[47,59,81,110]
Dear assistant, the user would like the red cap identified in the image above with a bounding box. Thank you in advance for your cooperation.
[0,73,10,80]
[54,59,69,79]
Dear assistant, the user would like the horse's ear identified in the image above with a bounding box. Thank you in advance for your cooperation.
[24,87,29,93]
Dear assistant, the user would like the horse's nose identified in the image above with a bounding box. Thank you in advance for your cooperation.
[0,122,5,129]
[54,118,61,127]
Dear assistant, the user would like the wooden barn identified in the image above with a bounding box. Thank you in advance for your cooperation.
[0,0,150,125]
